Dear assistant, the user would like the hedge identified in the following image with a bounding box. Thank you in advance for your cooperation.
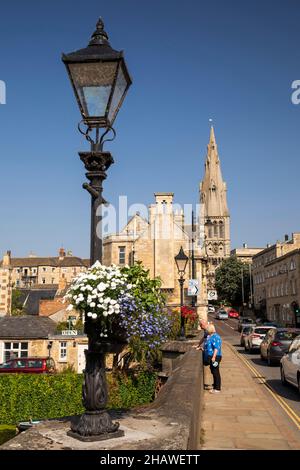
[0,371,156,425]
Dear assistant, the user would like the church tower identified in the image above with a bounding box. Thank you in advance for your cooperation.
[199,126,230,288]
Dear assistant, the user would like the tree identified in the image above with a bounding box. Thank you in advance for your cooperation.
[11,289,26,316]
[215,257,250,307]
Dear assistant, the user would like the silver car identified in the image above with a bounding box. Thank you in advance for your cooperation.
[215,309,228,320]
[280,335,300,393]
[244,326,275,353]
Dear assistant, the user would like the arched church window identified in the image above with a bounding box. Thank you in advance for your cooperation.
[219,221,225,238]
[214,222,218,237]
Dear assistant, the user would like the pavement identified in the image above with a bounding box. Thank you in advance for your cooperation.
[201,342,300,450]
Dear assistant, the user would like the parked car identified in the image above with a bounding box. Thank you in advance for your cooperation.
[263,322,281,328]
[240,325,254,347]
[280,335,300,393]
[228,308,239,319]
[215,309,228,320]
[244,326,276,353]
[238,317,255,332]
[260,328,300,366]
[0,357,56,374]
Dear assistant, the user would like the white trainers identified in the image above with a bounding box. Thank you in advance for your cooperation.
[209,389,221,394]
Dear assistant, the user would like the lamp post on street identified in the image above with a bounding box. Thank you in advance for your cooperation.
[62,18,132,441]
[175,246,189,340]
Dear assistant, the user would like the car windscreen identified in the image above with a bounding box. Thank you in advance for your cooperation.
[276,331,300,341]
[242,318,253,323]
[254,328,271,335]
[242,326,252,333]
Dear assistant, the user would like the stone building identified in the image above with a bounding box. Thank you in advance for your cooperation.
[253,233,300,326]
[0,249,90,316]
[199,126,231,290]
[230,244,264,264]
[264,249,300,327]
[104,192,196,311]
[0,316,88,373]
[0,251,12,316]
[104,127,231,318]
[3,248,89,288]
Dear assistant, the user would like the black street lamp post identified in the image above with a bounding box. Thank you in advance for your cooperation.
[62,18,132,265]
[62,18,131,441]
[175,246,189,340]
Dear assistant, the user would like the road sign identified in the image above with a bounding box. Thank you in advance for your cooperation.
[208,290,218,301]
[188,279,199,296]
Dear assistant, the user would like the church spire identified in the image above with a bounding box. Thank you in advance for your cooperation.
[200,126,229,217]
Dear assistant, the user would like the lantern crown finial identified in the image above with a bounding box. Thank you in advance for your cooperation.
[89,18,110,46]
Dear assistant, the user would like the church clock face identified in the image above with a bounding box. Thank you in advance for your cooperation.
[213,243,218,254]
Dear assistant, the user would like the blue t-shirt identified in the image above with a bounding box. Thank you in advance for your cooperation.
[204,333,222,359]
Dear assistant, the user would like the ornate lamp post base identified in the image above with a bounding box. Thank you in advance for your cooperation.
[67,412,124,441]
[67,318,127,442]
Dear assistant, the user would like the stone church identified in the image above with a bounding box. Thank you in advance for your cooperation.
[103,126,230,319]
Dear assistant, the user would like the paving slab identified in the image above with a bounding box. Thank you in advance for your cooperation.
[201,342,300,450]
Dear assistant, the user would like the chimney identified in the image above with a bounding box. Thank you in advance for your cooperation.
[59,247,66,260]
[284,234,289,242]
[243,243,248,249]
[3,250,11,267]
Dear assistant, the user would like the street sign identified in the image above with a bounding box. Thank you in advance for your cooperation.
[188,279,199,296]
[62,330,78,336]
[208,290,218,301]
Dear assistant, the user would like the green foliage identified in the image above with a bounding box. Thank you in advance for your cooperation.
[215,257,250,306]
[107,371,157,409]
[120,263,173,367]
[11,289,26,316]
[123,262,166,310]
[0,371,156,425]
[0,373,84,425]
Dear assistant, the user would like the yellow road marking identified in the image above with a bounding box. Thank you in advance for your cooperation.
[228,344,300,430]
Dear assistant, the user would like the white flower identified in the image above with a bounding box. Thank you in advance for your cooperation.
[103,311,108,317]
[80,286,86,291]
[110,299,117,305]
[127,284,133,289]
[87,312,93,317]
[66,305,73,312]
[91,313,97,319]
[90,302,96,308]
[104,298,111,304]
[97,282,107,292]
[91,261,102,269]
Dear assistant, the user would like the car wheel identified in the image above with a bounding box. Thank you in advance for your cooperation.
[297,374,300,394]
[280,366,287,386]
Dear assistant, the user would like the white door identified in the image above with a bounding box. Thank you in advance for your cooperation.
[77,344,87,373]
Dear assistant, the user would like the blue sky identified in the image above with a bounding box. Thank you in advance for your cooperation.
[0,0,299,258]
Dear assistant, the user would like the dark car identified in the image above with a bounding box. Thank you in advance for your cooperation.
[240,325,254,347]
[238,317,255,332]
[260,328,300,366]
[0,357,56,374]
